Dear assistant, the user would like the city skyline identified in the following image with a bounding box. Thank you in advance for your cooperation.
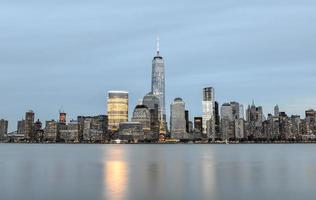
[1,0,316,131]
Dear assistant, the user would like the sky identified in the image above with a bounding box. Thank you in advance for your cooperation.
[1,0,316,131]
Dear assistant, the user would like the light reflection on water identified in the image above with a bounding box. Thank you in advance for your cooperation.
[0,144,316,200]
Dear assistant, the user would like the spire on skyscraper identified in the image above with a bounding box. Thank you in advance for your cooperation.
[156,35,160,56]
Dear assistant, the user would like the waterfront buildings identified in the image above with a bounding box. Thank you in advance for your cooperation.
[107,91,129,132]
[59,120,79,143]
[118,122,144,142]
[82,115,108,142]
[170,98,187,138]
[202,87,215,138]
[44,120,58,142]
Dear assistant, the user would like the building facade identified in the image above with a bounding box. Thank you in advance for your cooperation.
[170,98,186,138]
[202,87,215,138]
[25,110,35,140]
[0,119,8,139]
[131,105,151,136]
[107,91,128,132]
[118,122,144,142]
[151,38,166,121]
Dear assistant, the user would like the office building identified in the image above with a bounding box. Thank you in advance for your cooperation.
[202,87,215,138]
[151,37,166,121]
[170,98,186,138]
[107,91,128,131]
[131,105,151,134]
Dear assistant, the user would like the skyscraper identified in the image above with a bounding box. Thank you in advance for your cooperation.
[274,105,280,116]
[107,91,129,131]
[151,37,166,121]
[170,98,186,138]
[143,92,160,137]
[25,110,35,140]
[202,87,215,138]
[0,119,8,139]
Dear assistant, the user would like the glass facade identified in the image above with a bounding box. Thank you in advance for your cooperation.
[151,47,165,121]
[107,91,128,131]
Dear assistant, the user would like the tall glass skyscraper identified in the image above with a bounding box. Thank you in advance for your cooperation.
[151,37,166,121]
[202,87,215,137]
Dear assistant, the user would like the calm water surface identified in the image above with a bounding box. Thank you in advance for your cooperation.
[0,144,316,200]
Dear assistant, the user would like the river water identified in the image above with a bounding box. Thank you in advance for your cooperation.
[0,144,315,200]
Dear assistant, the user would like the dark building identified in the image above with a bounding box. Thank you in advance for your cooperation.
[194,117,203,134]
[214,101,220,137]
[0,119,8,139]
[185,110,190,133]
[34,119,44,142]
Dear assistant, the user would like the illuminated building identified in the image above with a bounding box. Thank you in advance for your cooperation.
[107,91,129,132]
[59,112,66,124]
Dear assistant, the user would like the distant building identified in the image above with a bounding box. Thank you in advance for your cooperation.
[17,119,25,135]
[107,91,128,131]
[214,101,220,137]
[274,105,279,117]
[34,119,44,142]
[194,117,203,134]
[239,104,244,119]
[221,103,234,140]
[246,101,264,139]
[151,37,166,121]
[44,120,58,142]
[235,119,245,139]
[118,122,144,142]
[142,92,160,138]
[202,87,215,138]
[0,119,8,139]
[25,110,35,141]
[131,105,151,136]
[59,112,66,124]
[81,115,108,142]
[170,98,187,139]
[66,120,79,142]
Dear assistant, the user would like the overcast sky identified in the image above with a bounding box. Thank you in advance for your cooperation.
[1,0,316,131]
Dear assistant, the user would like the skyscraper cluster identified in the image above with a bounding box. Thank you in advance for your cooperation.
[1,39,316,143]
